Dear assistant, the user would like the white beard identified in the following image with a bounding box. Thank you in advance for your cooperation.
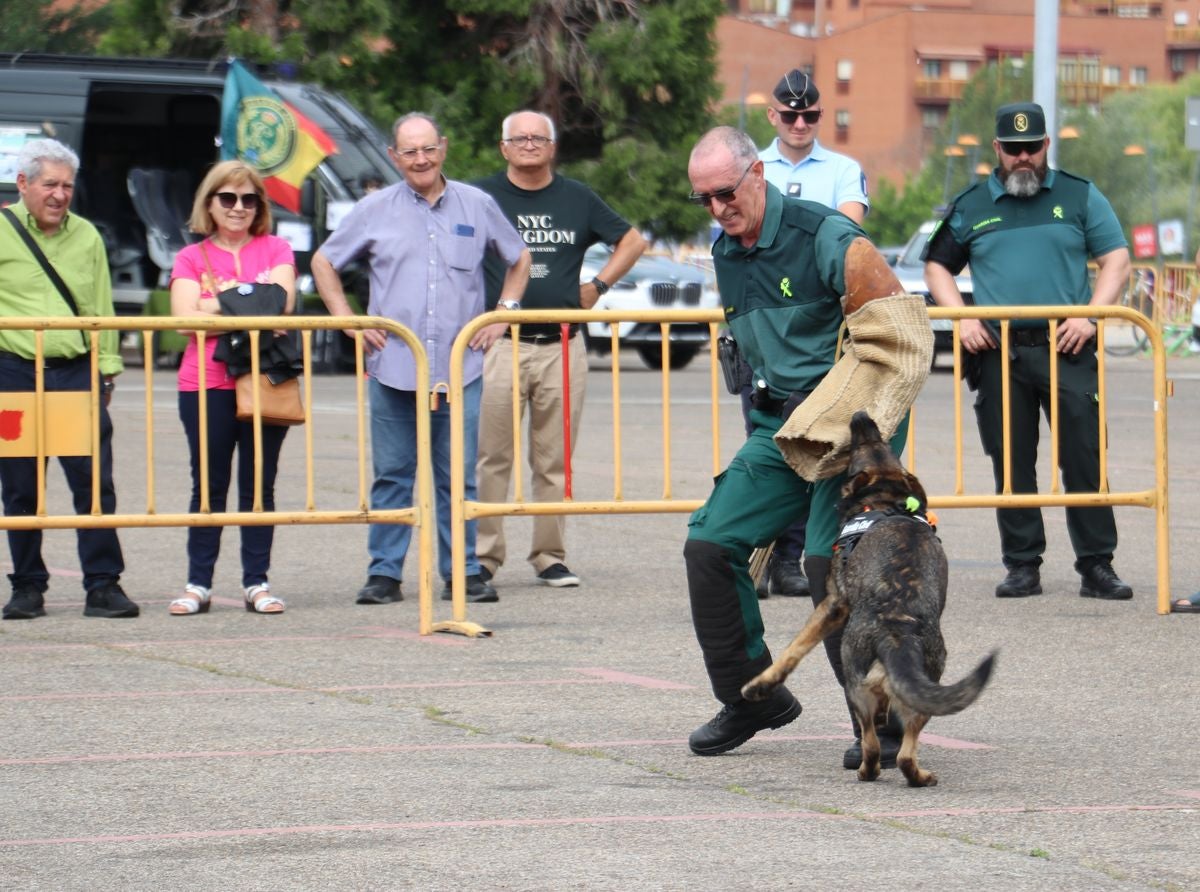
[1003,167,1043,198]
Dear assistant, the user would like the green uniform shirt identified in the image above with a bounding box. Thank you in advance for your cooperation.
[713,185,863,396]
[923,168,1126,324]
[0,200,122,375]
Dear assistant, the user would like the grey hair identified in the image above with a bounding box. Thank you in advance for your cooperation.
[18,138,80,181]
[391,112,442,145]
[501,110,556,142]
[690,126,759,168]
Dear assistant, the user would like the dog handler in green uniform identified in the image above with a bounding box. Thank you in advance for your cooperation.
[923,101,1134,602]
[683,126,912,763]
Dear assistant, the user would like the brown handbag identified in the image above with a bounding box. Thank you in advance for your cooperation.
[235,373,306,426]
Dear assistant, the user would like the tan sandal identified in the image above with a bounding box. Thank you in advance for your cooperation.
[169,584,211,616]
[244,583,284,614]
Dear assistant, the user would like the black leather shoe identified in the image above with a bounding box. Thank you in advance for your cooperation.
[1079,562,1133,600]
[2,585,46,620]
[769,556,810,597]
[440,574,498,603]
[356,575,402,604]
[688,687,802,756]
[995,564,1042,598]
[83,582,139,618]
[843,734,902,770]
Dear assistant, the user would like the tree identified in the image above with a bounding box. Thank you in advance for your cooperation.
[0,0,111,54]
[95,0,723,242]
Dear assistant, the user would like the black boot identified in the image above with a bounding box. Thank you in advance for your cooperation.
[806,555,899,771]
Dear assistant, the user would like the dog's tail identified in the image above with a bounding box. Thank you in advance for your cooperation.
[882,643,997,717]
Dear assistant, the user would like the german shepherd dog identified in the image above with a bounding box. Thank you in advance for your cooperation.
[742,411,996,787]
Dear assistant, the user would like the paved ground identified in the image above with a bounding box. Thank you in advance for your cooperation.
[1,351,1197,891]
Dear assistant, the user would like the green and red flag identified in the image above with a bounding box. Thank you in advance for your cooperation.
[220,59,337,213]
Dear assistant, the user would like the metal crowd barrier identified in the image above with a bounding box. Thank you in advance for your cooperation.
[0,303,1174,636]
[448,303,1173,633]
[0,315,452,637]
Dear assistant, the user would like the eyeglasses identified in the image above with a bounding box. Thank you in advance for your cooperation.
[502,135,553,147]
[214,192,260,210]
[776,108,822,126]
[687,162,756,207]
[394,144,442,160]
[998,140,1044,157]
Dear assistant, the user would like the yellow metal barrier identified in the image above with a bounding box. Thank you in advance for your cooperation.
[925,304,1170,614]
[448,303,1173,629]
[0,315,441,633]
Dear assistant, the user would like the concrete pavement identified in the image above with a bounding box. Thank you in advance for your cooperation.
[0,354,1197,891]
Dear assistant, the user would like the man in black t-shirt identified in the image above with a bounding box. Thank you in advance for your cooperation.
[475,110,646,590]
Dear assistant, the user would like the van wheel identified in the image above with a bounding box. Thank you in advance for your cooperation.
[637,344,698,370]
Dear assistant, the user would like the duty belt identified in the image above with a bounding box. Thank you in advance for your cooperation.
[1007,327,1050,347]
[503,325,579,344]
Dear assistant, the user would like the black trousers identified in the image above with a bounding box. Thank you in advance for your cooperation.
[0,352,124,593]
[973,341,1117,570]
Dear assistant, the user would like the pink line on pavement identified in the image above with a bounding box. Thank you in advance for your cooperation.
[5,799,1200,848]
[835,722,993,750]
[0,812,835,847]
[0,630,471,654]
[0,742,545,766]
[0,677,609,703]
[571,668,694,690]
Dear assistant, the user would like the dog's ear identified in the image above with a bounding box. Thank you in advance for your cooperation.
[843,470,873,499]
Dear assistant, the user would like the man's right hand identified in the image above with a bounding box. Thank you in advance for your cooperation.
[959,318,996,354]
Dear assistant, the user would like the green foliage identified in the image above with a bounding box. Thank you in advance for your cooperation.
[0,0,112,54]
[863,173,941,247]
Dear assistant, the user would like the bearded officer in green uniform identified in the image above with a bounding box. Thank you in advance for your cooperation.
[923,101,1134,603]
[683,126,916,765]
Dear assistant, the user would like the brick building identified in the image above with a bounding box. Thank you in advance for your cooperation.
[719,1,1194,184]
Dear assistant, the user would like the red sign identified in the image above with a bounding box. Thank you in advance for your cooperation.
[1131,224,1157,259]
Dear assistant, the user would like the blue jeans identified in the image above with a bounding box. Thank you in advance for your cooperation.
[367,377,482,582]
[0,352,124,593]
[179,389,289,589]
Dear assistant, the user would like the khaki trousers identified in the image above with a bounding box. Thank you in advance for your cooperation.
[476,333,587,575]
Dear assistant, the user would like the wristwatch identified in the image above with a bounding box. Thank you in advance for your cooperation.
[497,299,521,311]
[100,377,115,395]
[590,277,610,297]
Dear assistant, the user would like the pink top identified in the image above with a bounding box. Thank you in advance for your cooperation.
[169,235,296,391]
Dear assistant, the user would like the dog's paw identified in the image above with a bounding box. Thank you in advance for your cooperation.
[740,675,775,701]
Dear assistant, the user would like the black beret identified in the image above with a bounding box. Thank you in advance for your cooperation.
[773,69,820,110]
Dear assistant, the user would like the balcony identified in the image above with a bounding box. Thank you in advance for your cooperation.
[913,77,968,104]
[1169,28,1200,48]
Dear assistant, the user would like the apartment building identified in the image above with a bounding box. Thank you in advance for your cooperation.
[719,1,1187,184]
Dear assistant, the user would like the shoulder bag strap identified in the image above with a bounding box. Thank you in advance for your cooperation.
[2,206,89,349]
[2,206,82,316]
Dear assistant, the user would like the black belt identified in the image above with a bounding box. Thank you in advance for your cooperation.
[751,388,813,419]
[1008,328,1050,347]
[0,350,87,369]
[504,325,579,344]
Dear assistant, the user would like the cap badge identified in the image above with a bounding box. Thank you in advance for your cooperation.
[1014,113,1030,133]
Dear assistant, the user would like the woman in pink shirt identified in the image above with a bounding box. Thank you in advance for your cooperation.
[168,161,296,615]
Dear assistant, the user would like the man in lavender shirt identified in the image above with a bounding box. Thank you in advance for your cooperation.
[312,112,531,605]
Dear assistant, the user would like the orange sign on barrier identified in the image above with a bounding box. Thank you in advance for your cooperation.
[0,392,94,457]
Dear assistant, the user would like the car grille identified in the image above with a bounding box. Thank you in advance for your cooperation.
[649,282,702,307]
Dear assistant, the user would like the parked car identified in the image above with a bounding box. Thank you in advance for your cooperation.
[892,220,973,366]
[578,245,721,370]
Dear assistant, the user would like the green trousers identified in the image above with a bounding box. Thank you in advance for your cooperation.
[683,408,909,704]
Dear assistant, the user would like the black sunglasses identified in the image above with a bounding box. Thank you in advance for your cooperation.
[997,140,1044,157]
[214,191,260,210]
[688,162,756,208]
[777,108,822,126]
